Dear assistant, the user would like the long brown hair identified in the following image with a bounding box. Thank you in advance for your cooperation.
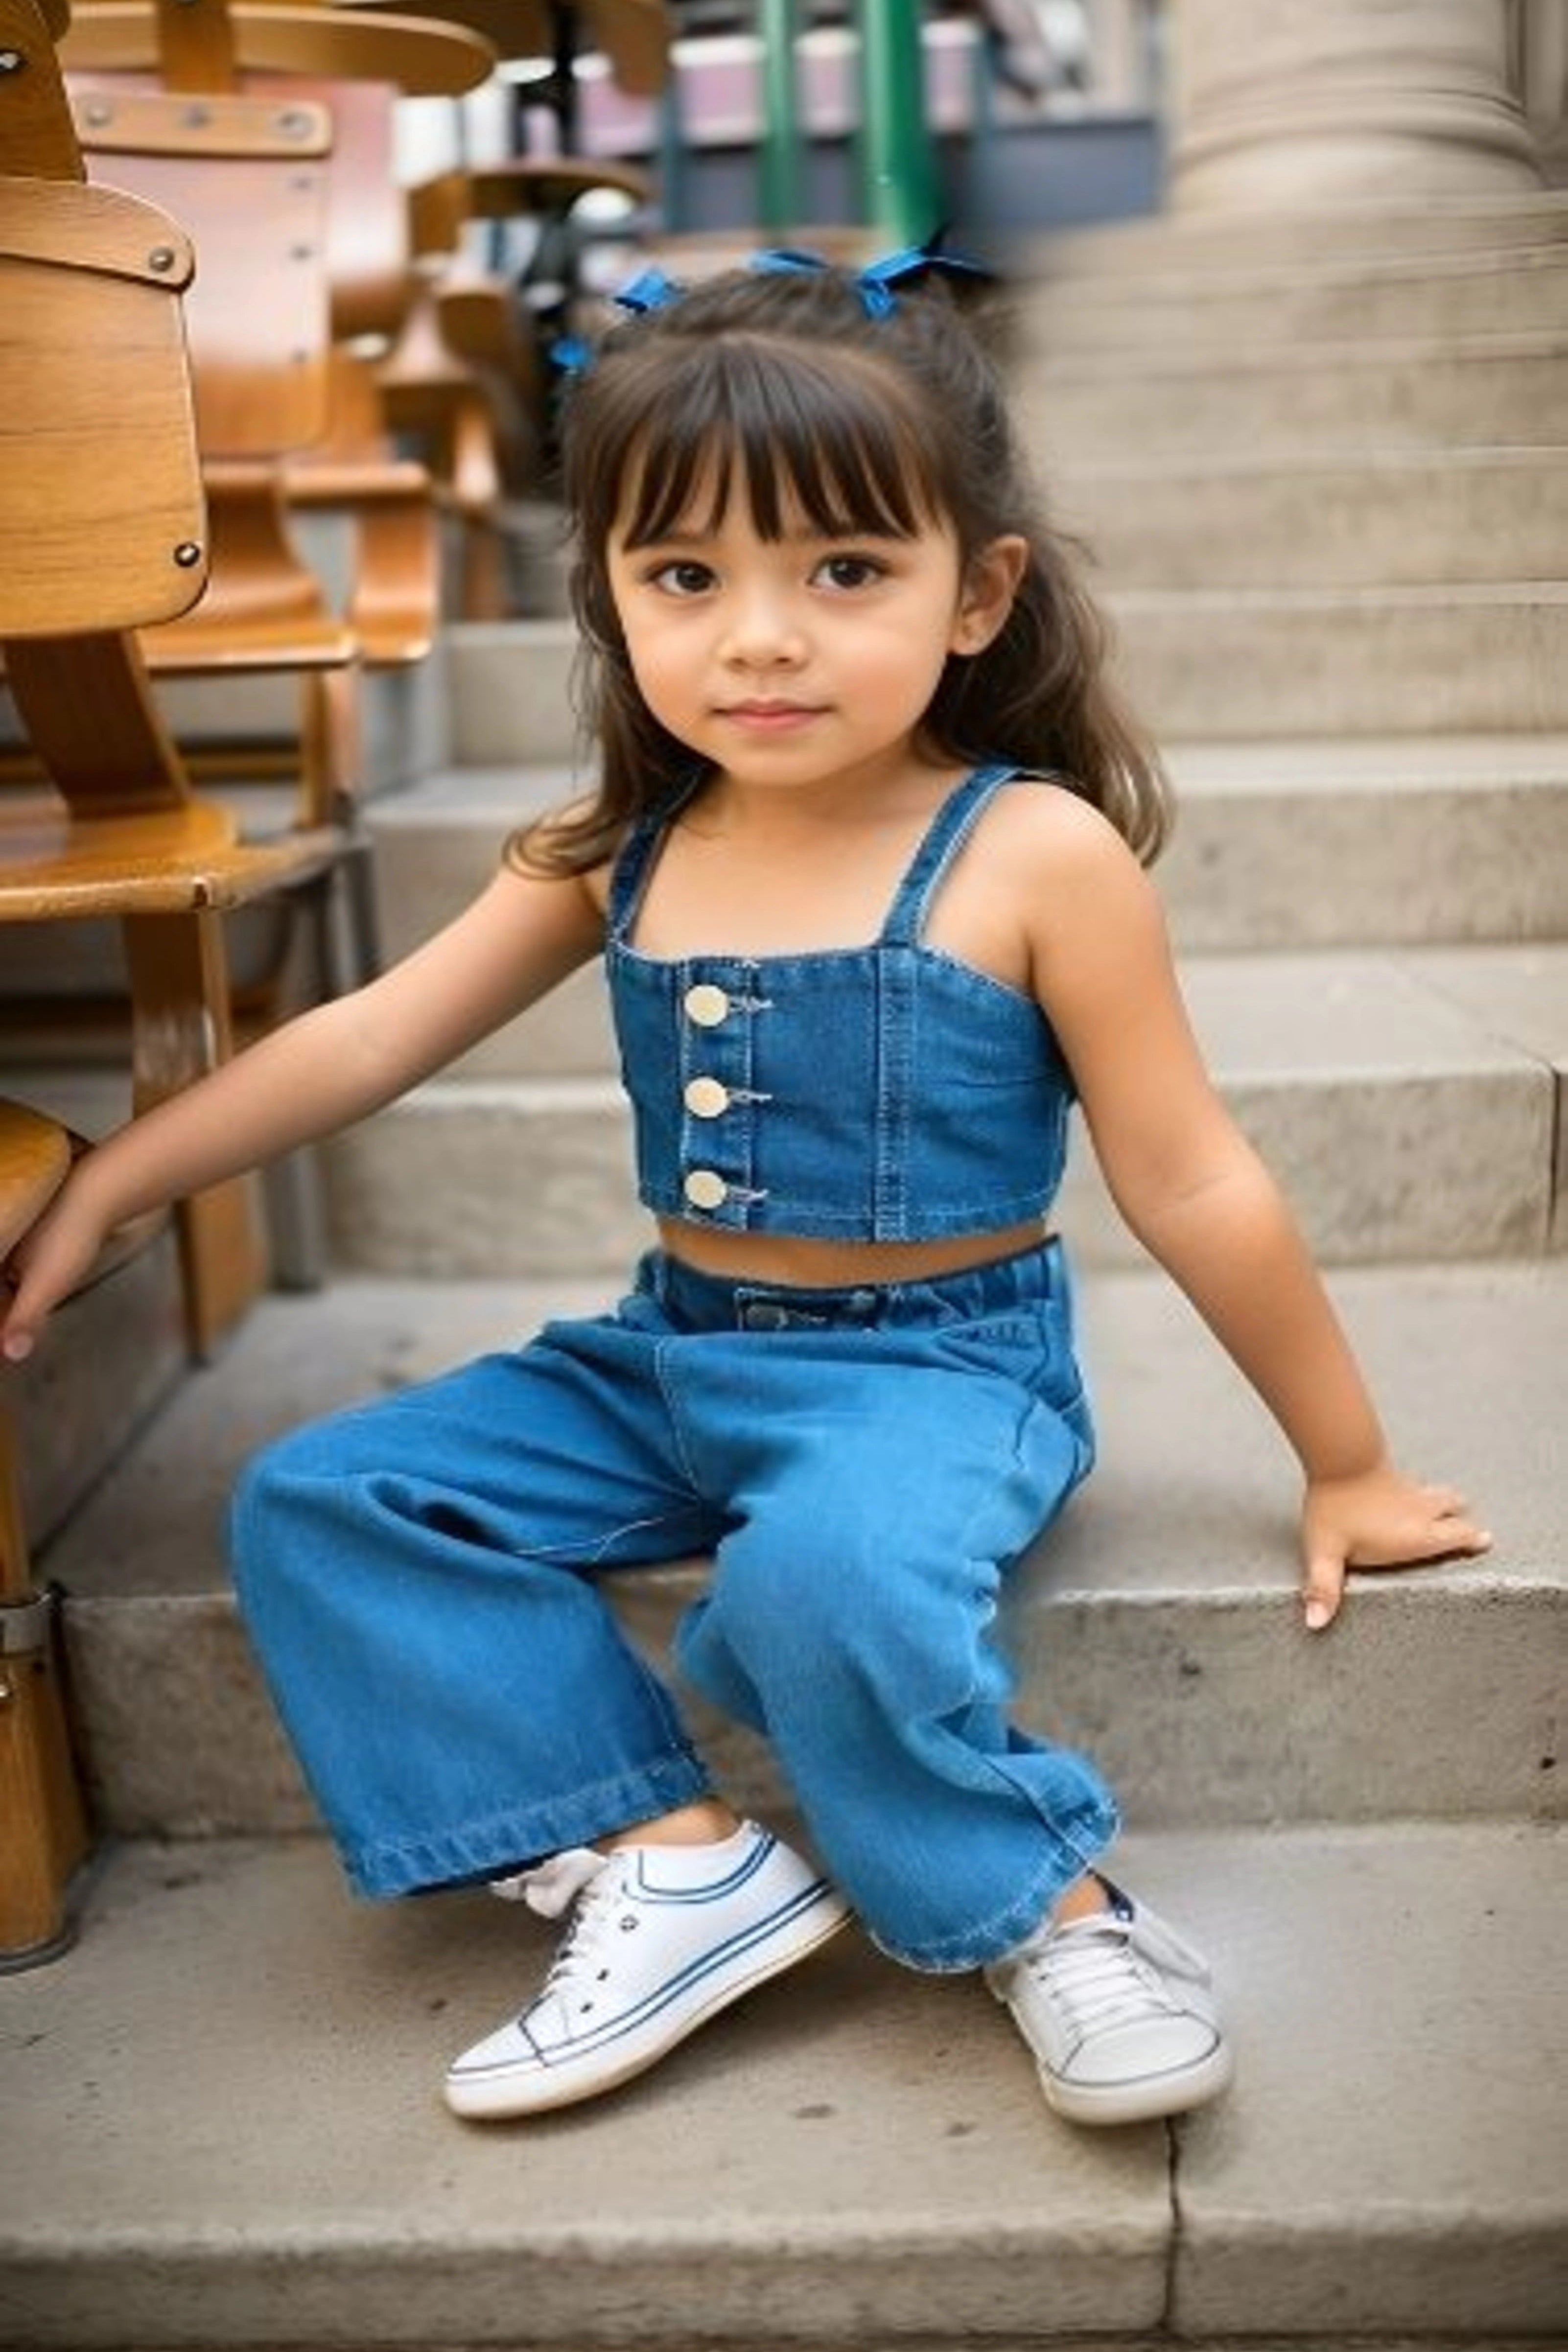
[512,260,1169,873]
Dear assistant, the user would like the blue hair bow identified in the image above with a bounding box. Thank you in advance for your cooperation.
[751,237,992,318]
[611,265,683,317]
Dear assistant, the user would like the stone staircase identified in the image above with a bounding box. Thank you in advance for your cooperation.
[3,192,1567,2349]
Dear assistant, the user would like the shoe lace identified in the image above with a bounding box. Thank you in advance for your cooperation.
[492,1849,641,2021]
[1026,1915,1185,2039]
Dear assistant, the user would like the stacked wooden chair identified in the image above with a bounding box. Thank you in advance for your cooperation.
[55,0,498,852]
[0,0,379,1965]
[371,0,673,609]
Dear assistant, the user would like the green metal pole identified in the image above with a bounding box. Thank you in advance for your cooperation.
[855,0,939,242]
[758,0,804,233]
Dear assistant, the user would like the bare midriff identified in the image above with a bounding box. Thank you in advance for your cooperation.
[654,1217,1049,1288]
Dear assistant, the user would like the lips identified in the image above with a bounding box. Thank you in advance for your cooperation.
[719,702,824,732]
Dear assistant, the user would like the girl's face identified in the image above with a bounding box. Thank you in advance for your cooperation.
[606,466,1024,804]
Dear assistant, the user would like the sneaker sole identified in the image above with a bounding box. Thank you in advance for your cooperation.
[444,1893,852,2121]
[1040,2034,1235,2128]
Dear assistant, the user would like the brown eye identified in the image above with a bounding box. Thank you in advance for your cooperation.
[816,555,884,591]
[652,561,716,597]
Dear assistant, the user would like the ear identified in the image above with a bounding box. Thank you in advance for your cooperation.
[950,534,1029,656]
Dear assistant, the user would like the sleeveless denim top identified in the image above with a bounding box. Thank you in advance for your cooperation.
[605,762,1077,1240]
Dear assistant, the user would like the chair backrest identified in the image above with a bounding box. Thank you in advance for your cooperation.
[0,0,86,174]
[335,0,671,97]
[63,1,497,343]
[0,177,210,638]
[61,2,496,97]
[70,85,336,455]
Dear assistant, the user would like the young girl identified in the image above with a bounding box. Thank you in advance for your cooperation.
[2,250,1488,2130]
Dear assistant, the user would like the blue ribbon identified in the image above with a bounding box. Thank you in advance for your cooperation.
[585,238,993,368]
[751,237,992,318]
[611,265,683,317]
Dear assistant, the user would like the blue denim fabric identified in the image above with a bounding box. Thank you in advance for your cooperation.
[607,764,1077,1240]
[230,1238,1119,1970]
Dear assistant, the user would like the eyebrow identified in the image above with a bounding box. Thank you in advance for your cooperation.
[620,518,913,550]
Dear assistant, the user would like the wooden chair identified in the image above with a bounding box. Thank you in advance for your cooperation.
[0,131,360,1964]
[0,1098,170,1970]
[1,1105,93,1971]
[1,46,375,1287]
[379,2,671,608]
[19,1,498,1274]
[60,0,502,650]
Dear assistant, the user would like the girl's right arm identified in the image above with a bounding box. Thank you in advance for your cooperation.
[1,858,606,1359]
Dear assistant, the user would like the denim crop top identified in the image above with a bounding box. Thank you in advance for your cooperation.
[605,763,1077,1241]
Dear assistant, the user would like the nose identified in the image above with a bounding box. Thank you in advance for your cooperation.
[719,581,807,669]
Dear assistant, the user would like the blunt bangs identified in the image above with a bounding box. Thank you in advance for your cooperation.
[596,338,939,550]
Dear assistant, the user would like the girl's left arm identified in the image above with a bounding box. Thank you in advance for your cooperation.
[1025,797,1491,1631]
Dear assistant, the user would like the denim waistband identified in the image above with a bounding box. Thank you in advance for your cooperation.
[635,1237,1066,1335]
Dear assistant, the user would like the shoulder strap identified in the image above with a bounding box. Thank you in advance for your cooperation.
[879,763,1023,946]
[605,778,703,941]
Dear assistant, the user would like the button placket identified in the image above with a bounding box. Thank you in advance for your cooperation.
[678,964,764,1217]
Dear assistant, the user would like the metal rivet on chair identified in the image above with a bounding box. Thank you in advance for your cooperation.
[173,542,203,569]
[278,109,313,138]
[0,47,26,71]
[148,246,179,273]
[182,103,211,128]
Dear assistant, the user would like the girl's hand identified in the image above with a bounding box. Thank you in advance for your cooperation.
[1,1180,112,1364]
[1300,1464,1492,1632]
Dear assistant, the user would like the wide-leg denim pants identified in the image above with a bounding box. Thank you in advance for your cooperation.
[230,1237,1119,1970]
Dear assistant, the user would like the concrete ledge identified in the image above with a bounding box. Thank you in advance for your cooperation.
[1016,332,1568,458]
[1028,241,1568,349]
[1,1821,1561,2346]
[1158,736,1568,947]
[1107,582,1568,736]
[1058,447,1568,590]
[445,622,583,769]
[1018,189,1568,275]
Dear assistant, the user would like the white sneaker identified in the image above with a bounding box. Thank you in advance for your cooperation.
[444,1821,851,2119]
[985,1880,1233,2126]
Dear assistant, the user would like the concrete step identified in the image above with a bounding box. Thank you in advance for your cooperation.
[445,585,1568,749]
[367,741,1568,960]
[1015,330,1568,459]
[39,1260,1568,1841]
[1019,188,1568,275]
[1060,446,1568,589]
[1028,239,1568,348]
[307,943,1566,1275]
[1105,581,1568,737]
[445,620,581,769]
[3,1818,1563,2346]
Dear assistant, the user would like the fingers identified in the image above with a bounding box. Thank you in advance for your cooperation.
[1,1290,39,1363]
[1,1256,67,1364]
[1301,1554,1344,1633]
[1301,1490,1494,1633]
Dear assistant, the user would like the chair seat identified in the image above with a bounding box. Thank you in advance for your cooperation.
[0,1098,74,1255]
[141,605,358,674]
[0,1096,168,1282]
[0,794,340,919]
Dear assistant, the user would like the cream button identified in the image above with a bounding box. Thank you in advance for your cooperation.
[683,1168,728,1211]
[683,983,730,1028]
[684,1076,730,1118]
